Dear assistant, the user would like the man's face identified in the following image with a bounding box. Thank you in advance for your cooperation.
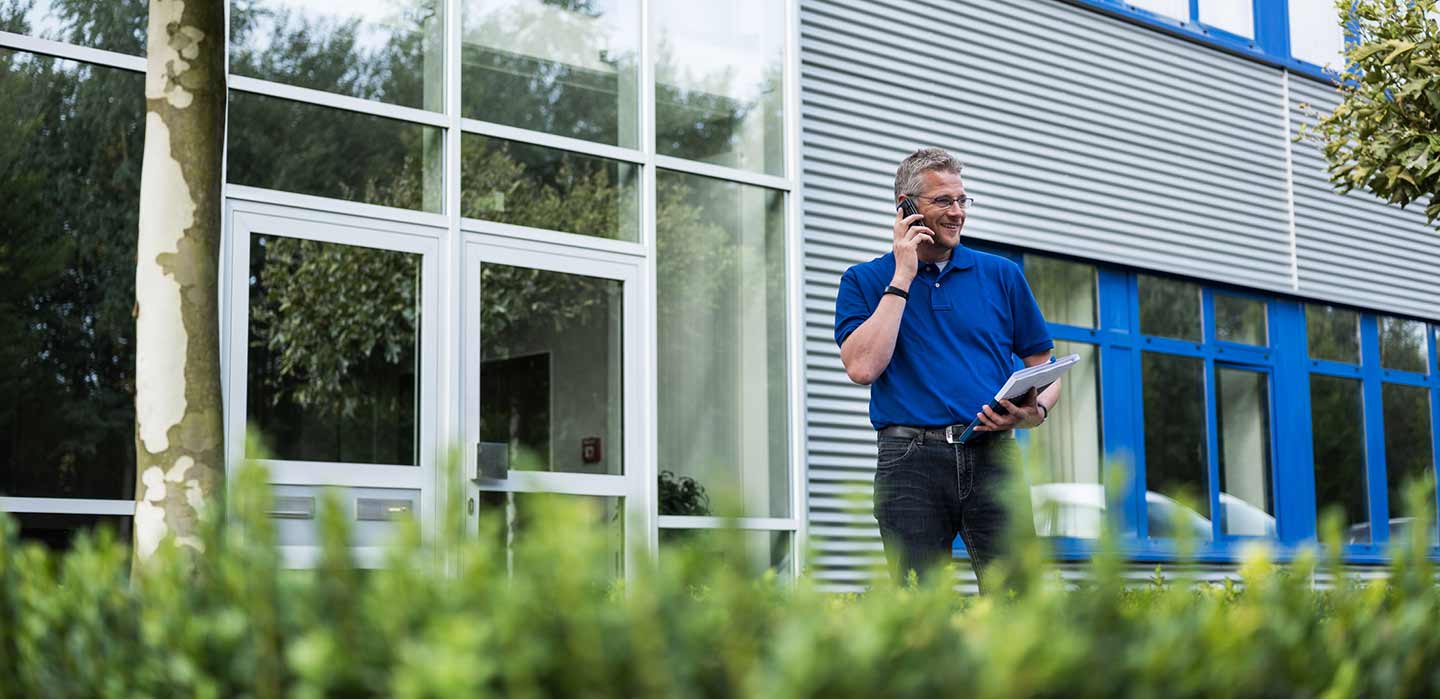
[911,170,965,250]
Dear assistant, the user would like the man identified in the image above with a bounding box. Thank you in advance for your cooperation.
[833,148,1060,588]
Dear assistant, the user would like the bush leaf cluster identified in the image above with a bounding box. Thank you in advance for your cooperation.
[3,466,1440,698]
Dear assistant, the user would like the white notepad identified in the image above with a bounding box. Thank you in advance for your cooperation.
[955,353,1081,444]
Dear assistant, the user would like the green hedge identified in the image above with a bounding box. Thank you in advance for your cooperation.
[4,465,1440,699]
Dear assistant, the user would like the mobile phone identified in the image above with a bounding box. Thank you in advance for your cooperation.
[897,197,922,223]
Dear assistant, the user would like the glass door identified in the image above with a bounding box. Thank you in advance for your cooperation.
[462,236,646,578]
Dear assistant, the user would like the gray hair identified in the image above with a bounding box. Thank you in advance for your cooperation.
[894,148,964,198]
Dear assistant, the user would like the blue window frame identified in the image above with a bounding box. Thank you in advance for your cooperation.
[970,242,1440,564]
[1066,0,1346,82]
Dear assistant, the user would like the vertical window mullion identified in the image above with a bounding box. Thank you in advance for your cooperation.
[1203,356,1222,543]
[1360,313,1389,548]
[1273,300,1315,545]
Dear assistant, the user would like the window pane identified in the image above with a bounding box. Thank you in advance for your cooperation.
[461,0,639,147]
[1310,375,1370,543]
[479,266,623,476]
[1027,342,1102,539]
[1306,304,1359,364]
[227,92,444,213]
[659,528,792,579]
[2,0,146,55]
[653,0,784,175]
[1216,368,1274,537]
[1382,383,1437,544]
[1127,0,1187,21]
[1379,316,1428,374]
[1198,0,1254,38]
[1142,353,1210,539]
[461,135,639,242]
[247,235,421,465]
[479,492,624,580]
[1138,275,1202,341]
[14,513,131,551]
[1289,0,1345,69]
[230,0,444,110]
[657,171,788,517]
[1,51,143,500]
[1214,294,1266,346]
[1023,255,1096,328]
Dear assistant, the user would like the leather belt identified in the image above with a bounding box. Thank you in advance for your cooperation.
[878,424,1015,444]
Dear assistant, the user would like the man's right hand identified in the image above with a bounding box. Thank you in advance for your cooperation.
[891,207,933,287]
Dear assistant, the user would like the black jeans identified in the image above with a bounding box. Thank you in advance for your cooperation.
[872,430,1024,590]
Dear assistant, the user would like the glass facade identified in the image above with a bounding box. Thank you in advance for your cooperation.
[0,51,143,502]
[460,135,639,241]
[0,0,797,564]
[461,0,639,146]
[656,171,789,518]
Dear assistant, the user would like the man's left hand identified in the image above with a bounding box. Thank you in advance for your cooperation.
[972,388,1043,432]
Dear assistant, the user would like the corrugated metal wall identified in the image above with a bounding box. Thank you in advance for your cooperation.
[1288,75,1440,319]
[799,0,1440,590]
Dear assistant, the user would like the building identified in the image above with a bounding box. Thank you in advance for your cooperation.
[1,0,1437,589]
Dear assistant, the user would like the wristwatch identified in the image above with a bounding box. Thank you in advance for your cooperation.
[1036,403,1049,423]
[883,285,909,300]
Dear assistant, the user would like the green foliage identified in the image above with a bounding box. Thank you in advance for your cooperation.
[1305,0,1440,226]
[6,465,1440,698]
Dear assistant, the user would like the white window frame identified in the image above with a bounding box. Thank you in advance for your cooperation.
[223,198,444,565]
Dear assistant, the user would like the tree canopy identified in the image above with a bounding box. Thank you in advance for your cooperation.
[1307,0,1440,226]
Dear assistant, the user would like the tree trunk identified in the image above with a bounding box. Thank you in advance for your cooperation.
[132,0,226,564]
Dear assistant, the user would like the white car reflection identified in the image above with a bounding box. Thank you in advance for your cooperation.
[1030,483,1277,540]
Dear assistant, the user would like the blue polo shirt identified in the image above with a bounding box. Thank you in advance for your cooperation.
[833,246,1053,429]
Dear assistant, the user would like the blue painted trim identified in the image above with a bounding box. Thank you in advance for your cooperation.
[1060,0,1339,84]
[1274,300,1316,542]
[1430,324,1440,534]
[1360,313,1389,548]
[1252,0,1291,59]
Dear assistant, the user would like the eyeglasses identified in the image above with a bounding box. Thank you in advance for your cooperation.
[910,194,975,210]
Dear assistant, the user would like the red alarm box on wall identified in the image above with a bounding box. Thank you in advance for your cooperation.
[581,437,602,464]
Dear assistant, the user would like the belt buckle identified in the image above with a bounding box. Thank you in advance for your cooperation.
[945,425,958,444]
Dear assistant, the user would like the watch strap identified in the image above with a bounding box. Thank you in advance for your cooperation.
[883,285,909,300]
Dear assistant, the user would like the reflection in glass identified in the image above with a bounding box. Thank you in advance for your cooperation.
[1023,255,1096,328]
[1310,375,1369,543]
[1306,304,1359,364]
[1143,353,1209,534]
[228,91,444,212]
[479,265,623,475]
[659,528,792,579]
[1,50,143,500]
[1215,294,1266,346]
[653,0,785,175]
[1138,275,1202,341]
[657,171,788,517]
[2,0,146,55]
[15,513,131,551]
[247,235,421,465]
[1027,342,1102,539]
[1382,383,1437,544]
[231,0,444,110]
[1216,368,1273,536]
[461,135,639,241]
[461,0,639,146]
[480,492,624,580]
[1379,316,1428,374]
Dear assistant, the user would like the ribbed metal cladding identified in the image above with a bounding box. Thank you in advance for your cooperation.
[1288,74,1440,320]
[800,0,1295,590]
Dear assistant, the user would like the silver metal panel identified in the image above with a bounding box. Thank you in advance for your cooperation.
[1288,74,1440,319]
[800,0,1293,588]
